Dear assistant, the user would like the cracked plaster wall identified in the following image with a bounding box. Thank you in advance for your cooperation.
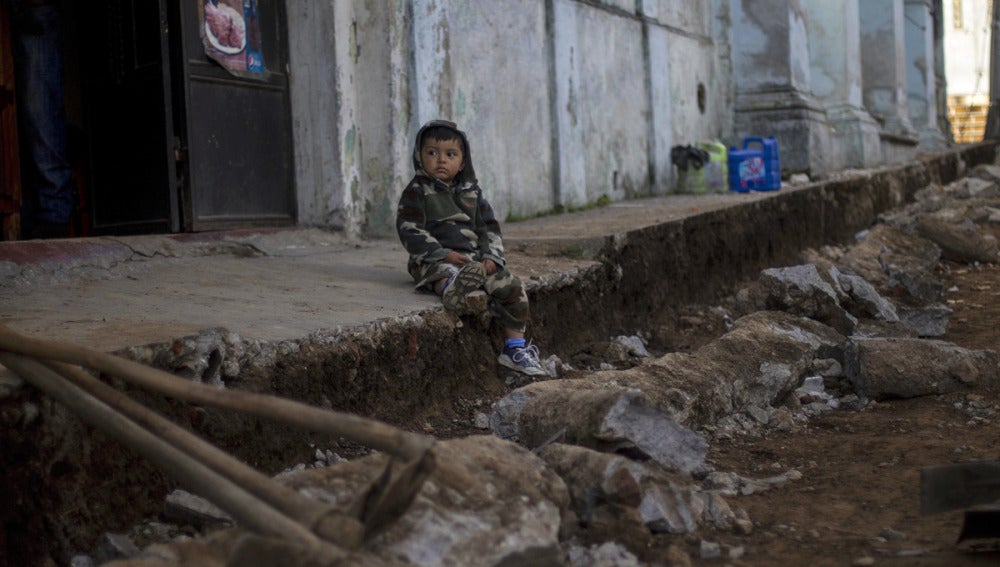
[287,0,948,237]
[287,0,733,237]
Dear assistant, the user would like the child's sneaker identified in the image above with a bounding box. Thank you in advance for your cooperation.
[497,341,548,377]
[441,262,486,312]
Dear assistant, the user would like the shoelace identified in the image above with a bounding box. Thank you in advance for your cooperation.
[440,270,459,293]
[512,342,540,366]
[441,262,477,294]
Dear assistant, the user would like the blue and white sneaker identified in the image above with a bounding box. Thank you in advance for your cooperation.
[497,341,548,377]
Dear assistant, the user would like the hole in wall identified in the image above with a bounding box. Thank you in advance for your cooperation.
[697,83,706,114]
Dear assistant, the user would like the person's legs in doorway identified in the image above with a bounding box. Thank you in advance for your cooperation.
[11,0,73,238]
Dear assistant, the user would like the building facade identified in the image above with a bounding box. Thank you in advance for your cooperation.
[286,0,953,238]
[943,0,992,142]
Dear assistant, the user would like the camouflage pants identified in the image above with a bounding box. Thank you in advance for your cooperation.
[409,260,529,333]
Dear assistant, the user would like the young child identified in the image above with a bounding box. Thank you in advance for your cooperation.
[396,119,547,377]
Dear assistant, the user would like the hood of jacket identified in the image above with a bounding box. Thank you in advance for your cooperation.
[412,119,477,186]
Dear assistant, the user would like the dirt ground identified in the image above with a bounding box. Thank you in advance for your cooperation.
[406,256,1000,566]
[663,259,1000,567]
[409,253,1000,566]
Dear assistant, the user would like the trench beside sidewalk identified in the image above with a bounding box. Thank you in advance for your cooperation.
[0,142,995,375]
[0,143,996,565]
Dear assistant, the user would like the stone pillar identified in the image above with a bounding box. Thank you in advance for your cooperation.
[904,0,948,148]
[731,0,832,174]
[644,22,674,194]
[801,0,882,168]
[860,0,919,161]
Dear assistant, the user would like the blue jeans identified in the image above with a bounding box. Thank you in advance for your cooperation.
[11,0,73,229]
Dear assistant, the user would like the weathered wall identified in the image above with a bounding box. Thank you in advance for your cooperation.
[413,1,555,220]
[287,0,733,236]
[287,1,408,234]
[287,0,951,237]
[556,1,650,206]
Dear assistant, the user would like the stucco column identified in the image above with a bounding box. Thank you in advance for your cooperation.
[287,0,408,236]
[731,0,832,174]
[860,0,919,157]
[801,0,882,168]
[905,0,948,148]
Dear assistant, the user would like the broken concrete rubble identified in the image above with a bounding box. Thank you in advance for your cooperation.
[498,385,708,474]
[946,173,1000,200]
[895,303,953,337]
[491,309,848,459]
[163,489,233,529]
[536,443,746,536]
[968,163,1000,185]
[702,469,804,497]
[837,224,943,303]
[106,436,569,567]
[84,247,1000,566]
[6,144,1000,566]
[741,258,961,339]
[915,215,999,264]
[757,264,859,334]
[845,338,1000,401]
[834,270,899,322]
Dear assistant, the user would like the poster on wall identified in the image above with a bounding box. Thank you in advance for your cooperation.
[200,0,263,77]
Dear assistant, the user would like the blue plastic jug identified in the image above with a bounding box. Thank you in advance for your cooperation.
[728,136,781,192]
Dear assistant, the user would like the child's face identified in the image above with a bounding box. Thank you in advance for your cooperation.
[420,137,464,185]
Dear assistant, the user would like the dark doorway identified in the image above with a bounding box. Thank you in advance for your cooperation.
[3,0,296,238]
[78,0,179,233]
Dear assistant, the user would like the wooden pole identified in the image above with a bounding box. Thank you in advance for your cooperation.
[41,358,366,548]
[0,352,345,560]
[0,323,434,460]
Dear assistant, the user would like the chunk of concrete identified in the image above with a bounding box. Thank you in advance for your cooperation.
[301,436,569,567]
[835,271,899,322]
[686,311,847,417]
[163,489,234,528]
[515,386,708,475]
[967,163,1000,185]
[895,303,952,337]
[948,173,1000,199]
[759,264,858,335]
[845,338,1000,400]
[915,215,999,264]
[493,311,846,465]
[838,224,942,303]
[537,444,742,535]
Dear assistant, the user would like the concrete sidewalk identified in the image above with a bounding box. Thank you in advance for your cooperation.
[0,143,993,356]
[0,191,749,353]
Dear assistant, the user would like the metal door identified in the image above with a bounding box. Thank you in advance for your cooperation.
[82,0,180,233]
[174,0,295,231]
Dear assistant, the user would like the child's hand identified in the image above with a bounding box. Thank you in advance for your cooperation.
[483,259,498,275]
[444,250,471,266]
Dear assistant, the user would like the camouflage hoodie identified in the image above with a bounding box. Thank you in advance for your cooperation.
[395,120,505,283]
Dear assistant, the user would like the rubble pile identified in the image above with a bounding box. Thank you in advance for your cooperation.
[60,164,1000,565]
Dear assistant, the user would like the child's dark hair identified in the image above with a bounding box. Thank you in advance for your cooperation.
[421,126,464,150]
